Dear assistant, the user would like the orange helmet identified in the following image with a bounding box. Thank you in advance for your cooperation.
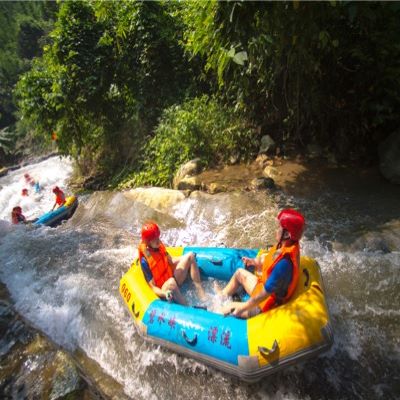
[141,222,160,242]
[278,209,305,241]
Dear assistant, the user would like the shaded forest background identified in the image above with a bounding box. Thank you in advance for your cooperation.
[1,1,399,187]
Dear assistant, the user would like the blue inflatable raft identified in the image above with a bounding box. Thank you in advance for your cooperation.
[34,195,78,227]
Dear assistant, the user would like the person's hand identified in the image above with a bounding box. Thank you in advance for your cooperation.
[223,304,246,318]
[165,290,173,302]
[242,257,253,268]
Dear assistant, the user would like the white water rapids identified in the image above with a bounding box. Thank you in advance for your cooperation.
[0,156,399,399]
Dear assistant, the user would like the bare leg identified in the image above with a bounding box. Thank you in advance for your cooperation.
[220,268,258,297]
[174,252,206,300]
[162,278,187,306]
[219,301,260,318]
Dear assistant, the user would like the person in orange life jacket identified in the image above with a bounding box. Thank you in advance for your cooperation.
[51,186,66,211]
[11,206,27,224]
[219,209,305,319]
[139,222,206,305]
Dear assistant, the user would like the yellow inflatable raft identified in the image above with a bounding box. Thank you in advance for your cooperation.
[120,246,333,381]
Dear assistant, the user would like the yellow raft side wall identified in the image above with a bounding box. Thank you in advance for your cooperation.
[247,257,330,366]
[119,261,158,323]
[64,195,77,207]
[119,247,183,323]
[166,246,184,257]
[119,250,332,372]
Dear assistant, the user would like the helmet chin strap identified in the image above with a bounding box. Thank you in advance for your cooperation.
[147,242,160,251]
[277,229,290,249]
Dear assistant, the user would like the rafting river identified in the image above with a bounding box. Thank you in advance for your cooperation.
[0,156,399,400]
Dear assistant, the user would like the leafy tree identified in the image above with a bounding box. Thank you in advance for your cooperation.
[0,1,55,129]
[16,0,198,176]
[122,95,258,188]
[180,1,400,161]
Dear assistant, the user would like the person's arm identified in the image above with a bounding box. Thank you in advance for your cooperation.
[242,254,265,273]
[227,287,270,318]
[51,201,56,211]
[141,257,172,301]
[147,280,172,301]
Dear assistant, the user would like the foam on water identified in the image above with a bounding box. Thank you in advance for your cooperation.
[0,156,73,221]
[1,156,400,399]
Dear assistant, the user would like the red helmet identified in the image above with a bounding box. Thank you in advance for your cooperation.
[52,186,60,194]
[24,173,30,179]
[278,209,305,241]
[12,206,22,213]
[22,188,28,196]
[141,222,160,242]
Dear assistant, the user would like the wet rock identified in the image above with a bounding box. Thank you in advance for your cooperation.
[334,221,400,253]
[0,284,102,400]
[176,176,201,191]
[206,182,227,194]
[258,135,275,154]
[173,158,202,189]
[0,167,8,178]
[379,130,400,184]
[255,154,269,168]
[228,153,240,165]
[250,177,275,190]
[124,187,186,212]
[259,135,275,154]
[262,166,280,180]
[83,175,106,190]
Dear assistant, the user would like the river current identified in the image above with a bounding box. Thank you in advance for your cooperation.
[0,156,399,399]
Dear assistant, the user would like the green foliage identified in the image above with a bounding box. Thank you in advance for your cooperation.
[0,1,55,129]
[0,127,15,155]
[16,0,197,175]
[180,1,400,161]
[121,95,258,188]
[13,0,400,185]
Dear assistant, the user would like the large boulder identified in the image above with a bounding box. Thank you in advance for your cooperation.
[124,187,186,212]
[258,135,275,154]
[173,158,202,189]
[262,165,280,180]
[379,131,400,184]
[206,182,228,194]
[250,177,275,190]
[176,176,201,191]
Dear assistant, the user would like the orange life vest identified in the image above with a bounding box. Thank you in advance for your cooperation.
[251,242,300,312]
[55,191,66,206]
[138,241,173,288]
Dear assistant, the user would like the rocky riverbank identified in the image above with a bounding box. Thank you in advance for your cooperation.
[0,283,128,400]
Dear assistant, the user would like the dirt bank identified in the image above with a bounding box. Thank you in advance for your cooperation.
[196,156,398,198]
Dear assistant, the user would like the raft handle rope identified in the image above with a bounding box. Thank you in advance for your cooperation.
[181,330,198,346]
[303,268,310,287]
[131,301,140,318]
[258,339,279,358]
